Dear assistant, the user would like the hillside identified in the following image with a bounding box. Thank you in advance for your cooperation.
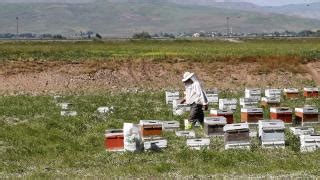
[0,0,320,36]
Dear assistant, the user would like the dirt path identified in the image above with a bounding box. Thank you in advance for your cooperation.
[305,62,320,85]
[0,60,315,95]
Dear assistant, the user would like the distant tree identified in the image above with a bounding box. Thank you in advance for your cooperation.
[133,32,151,39]
[96,33,102,39]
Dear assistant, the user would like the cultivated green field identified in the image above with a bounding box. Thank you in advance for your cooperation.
[0,39,320,62]
[1,92,320,178]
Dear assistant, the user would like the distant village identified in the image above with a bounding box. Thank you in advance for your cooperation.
[1,29,320,40]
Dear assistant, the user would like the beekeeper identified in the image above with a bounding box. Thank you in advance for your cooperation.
[180,72,208,129]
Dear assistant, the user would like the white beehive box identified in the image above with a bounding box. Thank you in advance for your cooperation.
[175,131,196,138]
[173,101,191,116]
[206,90,219,104]
[58,102,72,110]
[204,116,227,137]
[219,99,238,111]
[165,91,180,104]
[258,120,285,148]
[97,106,114,114]
[187,138,210,150]
[240,97,260,108]
[143,137,168,150]
[300,134,320,152]
[162,121,180,131]
[223,123,250,150]
[245,88,261,99]
[61,111,77,117]
[290,127,315,136]
[265,89,282,98]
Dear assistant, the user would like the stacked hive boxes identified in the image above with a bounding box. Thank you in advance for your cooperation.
[258,120,285,148]
[204,117,227,137]
[303,87,319,98]
[245,88,261,99]
[240,97,260,108]
[295,107,319,125]
[223,123,250,149]
[140,120,167,151]
[219,99,237,112]
[165,91,180,104]
[209,109,234,124]
[206,89,219,104]
[270,107,293,123]
[241,108,263,123]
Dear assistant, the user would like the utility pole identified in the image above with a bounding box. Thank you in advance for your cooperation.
[16,16,19,37]
[226,16,230,38]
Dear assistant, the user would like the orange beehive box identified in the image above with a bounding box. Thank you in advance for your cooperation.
[270,107,293,123]
[303,88,319,98]
[209,109,234,124]
[241,108,263,123]
[104,129,124,151]
[295,107,319,124]
[140,120,162,137]
[284,88,299,99]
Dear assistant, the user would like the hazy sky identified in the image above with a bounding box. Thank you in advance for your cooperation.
[0,0,320,6]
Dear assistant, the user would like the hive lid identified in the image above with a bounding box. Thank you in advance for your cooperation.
[187,138,210,146]
[224,123,249,132]
[270,107,292,113]
[303,87,319,91]
[210,109,233,115]
[162,121,180,127]
[175,131,196,138]
[284,88,299,93]
[140,120,162,126]
[259,120,285,129]
[295,107,318,113]
[241,108,263,113]
[204,116,227,125]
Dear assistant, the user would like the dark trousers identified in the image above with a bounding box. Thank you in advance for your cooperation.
[188,103,204,125]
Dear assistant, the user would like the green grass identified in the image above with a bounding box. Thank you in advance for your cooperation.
[0,39,320,62]
[0,92,320,178]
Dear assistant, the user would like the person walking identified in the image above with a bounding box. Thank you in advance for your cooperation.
[180,72,208,130]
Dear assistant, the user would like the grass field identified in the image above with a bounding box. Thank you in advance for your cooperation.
[0,39,320,62]
[1,92,320,178]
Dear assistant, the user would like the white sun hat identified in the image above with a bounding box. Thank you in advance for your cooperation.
[182,72,194,82]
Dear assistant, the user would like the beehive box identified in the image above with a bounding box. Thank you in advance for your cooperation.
[265,89,282,98]
[165,91,180,104]
[295,107,319,125]
[105,129,124,151]
[140,120,163,137]
[187,138,210,150]
[60,111,77,117]
[261,97,281,107]
[143,137,167,150]
[204,116,227,137]
[162,121,180,131]
[245,88,261,99]
[270,107,293,123]
[300,134,320,152]
[258,120,285,148]
[223,123,250,150]
[290,127,315,136]
[206,90,219,104]
[172,100,191,116]
[58,102,72,110]
[283,88,299,99]
[175,131,196,138]
[303,87,319,98]
[240,97,260,108]
[241,108,263,123]
[209,109,234,124]
[219,99,237,112]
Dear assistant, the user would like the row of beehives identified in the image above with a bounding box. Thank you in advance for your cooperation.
[167,87,319,112]
[105,118,320,152]
[53,96,113,117]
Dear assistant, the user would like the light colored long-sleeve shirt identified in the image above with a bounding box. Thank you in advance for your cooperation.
[185,79,208,105]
